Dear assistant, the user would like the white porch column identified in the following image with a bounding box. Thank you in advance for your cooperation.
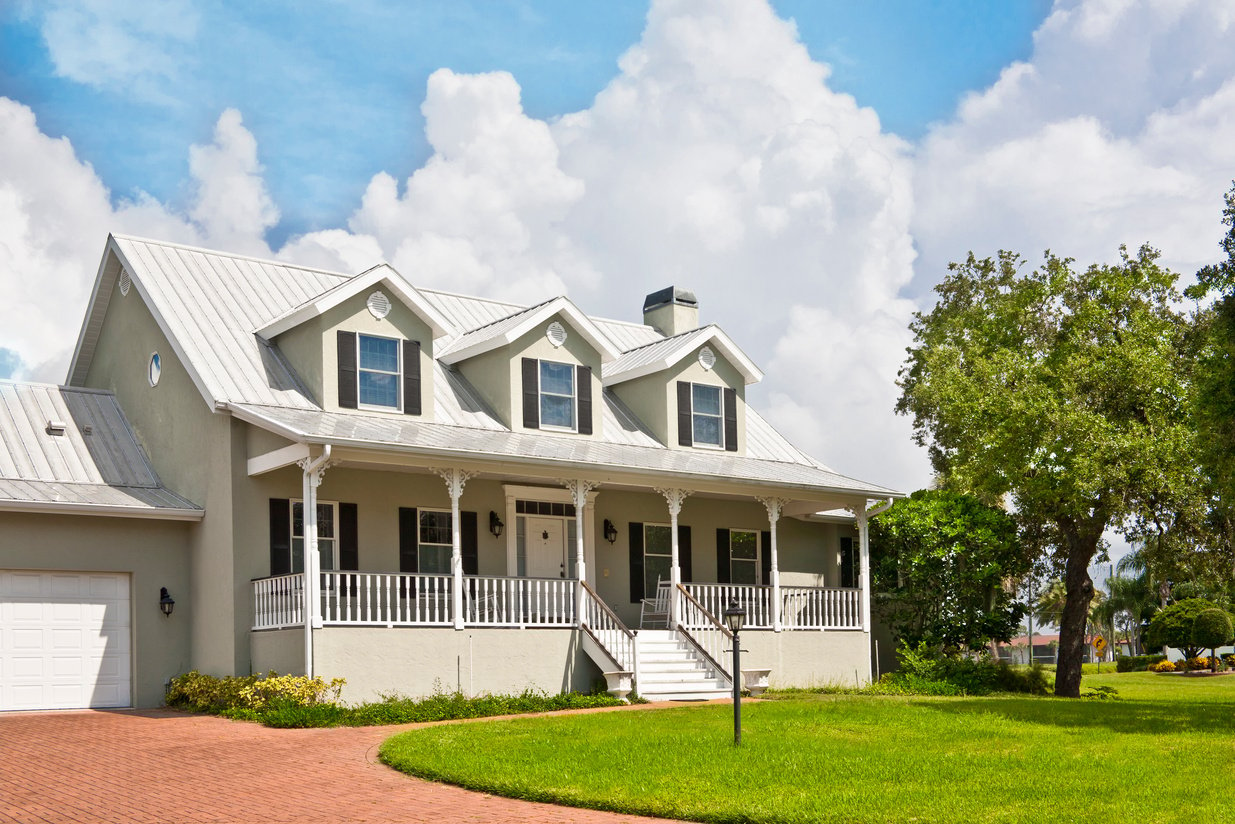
[433,468,476,630]
[297,446,332,677]
[758,497,789,632]
[563,479,599,625]
[655,488,691,629]
[854,507,871,633]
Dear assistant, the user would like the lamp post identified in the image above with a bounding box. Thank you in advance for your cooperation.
[723,600,746,746]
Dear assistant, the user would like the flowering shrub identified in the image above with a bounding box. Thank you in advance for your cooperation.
[1148,659,1176,673]
[1181,656,1219,671]
[166,671,344,712]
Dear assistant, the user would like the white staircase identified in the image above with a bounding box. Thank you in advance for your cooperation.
[636,629,731,701]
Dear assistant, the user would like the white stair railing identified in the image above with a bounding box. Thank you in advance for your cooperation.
[579,581,635,671]
[675,584,734,682]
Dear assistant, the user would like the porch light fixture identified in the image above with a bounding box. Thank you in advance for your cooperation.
[159,587,175,617]
[603,518,618,544]
[489,511,504,538]
[724,600,746,746]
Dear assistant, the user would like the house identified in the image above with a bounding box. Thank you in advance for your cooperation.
[0,234,901,710]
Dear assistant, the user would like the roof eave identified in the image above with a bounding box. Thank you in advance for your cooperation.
[440,297,621,366]
[0,497,205,521]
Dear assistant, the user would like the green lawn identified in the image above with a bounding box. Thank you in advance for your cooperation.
[379,672,1235,823]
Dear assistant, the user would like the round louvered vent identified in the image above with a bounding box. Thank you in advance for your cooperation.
[698,346,716,370]
[367,290,391,319]
[119,268,131,296]
[546,321,567,347]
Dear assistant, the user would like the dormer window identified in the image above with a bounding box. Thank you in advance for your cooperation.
[691,384,723,447]
[521,358,593,434]
[539,360,576,430]
[677,380,738,452]
[358,334,400,409]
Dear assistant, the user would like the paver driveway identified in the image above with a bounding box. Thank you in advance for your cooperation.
[0,708,678,824]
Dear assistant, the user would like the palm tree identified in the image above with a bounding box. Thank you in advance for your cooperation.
[1033,579,1069,629]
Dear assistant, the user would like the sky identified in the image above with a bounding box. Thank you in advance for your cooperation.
[2,0,1234,504]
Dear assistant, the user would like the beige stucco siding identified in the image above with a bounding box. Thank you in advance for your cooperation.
[0,512,192,708]
[742,629,872,688]
[251,628,305,675]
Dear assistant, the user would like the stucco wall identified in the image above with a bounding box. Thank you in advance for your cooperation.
[742,629,872,688]
[312,627,600,703]
[251,628,305,676]
[0,512,192,708]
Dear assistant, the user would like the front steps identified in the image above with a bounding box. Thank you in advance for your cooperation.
[636,629,731,701]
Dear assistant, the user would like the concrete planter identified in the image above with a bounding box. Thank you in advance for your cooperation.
[741,668,771,696]
[604,671,633,701]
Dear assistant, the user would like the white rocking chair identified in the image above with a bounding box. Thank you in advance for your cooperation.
[639,577,671,628]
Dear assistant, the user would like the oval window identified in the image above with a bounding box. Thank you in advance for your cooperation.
[148,352,161,387]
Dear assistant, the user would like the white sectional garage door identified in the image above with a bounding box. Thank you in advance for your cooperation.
[0,571,131,711]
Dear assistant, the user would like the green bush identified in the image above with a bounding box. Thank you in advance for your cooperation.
[1192,609,1233,667]
[165,671,344,712]
[879,643,1050,696]
[1115,654,1167,672]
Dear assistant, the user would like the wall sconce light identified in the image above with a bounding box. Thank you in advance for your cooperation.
[159,587,175,617]
[603,518,618,544]
[489,511,504,538]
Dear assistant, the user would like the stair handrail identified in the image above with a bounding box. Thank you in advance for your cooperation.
[580,581,636,672]
[675,583,734,681]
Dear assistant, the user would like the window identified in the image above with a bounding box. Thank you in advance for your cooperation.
[729,529,759,585]
[691,384,723,446]
[358,333,400,409]
[643,524,672,598]
[291,500,337,573]
[839,536,858,588]
[539,360,575,429]
[418,510,452,574]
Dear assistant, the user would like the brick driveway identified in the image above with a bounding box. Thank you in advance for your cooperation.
[0,707,682,823]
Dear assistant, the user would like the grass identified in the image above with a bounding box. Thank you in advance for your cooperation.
[379,672,1235,823]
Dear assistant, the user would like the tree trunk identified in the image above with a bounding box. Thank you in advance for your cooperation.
[1055,531,1098,698]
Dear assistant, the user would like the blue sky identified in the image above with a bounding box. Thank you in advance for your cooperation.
[0,1,1050,246]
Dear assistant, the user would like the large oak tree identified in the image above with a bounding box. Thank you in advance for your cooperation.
[897,246,1195,697]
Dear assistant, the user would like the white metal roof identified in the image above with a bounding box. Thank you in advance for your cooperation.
[602,324,764,386]
[0,381,201,518]
[437,295,622,365]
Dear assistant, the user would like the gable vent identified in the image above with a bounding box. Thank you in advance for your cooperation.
[546,321,567,348]
[367,290,391,319]
[118,268,131,296]
[698,346,716,370]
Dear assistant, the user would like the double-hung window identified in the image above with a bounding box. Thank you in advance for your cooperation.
[729,529,759,585]
[291,500,337,573]
[642,524,673,599]
[418,510,452,574]
[358,333,400,409]
[539,360,576,430]
[691,384,723,447]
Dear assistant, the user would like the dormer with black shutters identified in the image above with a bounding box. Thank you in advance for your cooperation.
[604,299,763,456]
[438,296,620,438]
[255,264,452,419]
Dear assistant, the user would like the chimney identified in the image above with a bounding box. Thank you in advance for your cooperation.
[642,286,698,337]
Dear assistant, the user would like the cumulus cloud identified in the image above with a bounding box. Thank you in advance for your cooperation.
[188,109,279,257]
[915,0,1235,289]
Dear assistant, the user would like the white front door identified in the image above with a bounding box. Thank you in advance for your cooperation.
[0,571,132,711]
[525,516,567,579]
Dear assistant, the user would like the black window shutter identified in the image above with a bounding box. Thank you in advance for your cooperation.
[677,381,693,446]
[461,511,479,575]
[678,525,692,583]
[522,358,540,429]
[715,528,731,584]
[723,387,738,452]
[403,340,421,416]
[629,522,644,602]
[269,498,291,576]
[576,364,592,435]
[761,530,772,585]
[337,331,357,409]
[398,507,419,573]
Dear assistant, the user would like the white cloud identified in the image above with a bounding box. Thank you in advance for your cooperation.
[188,109,279,257]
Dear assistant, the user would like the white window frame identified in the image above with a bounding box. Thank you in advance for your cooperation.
[729,528,760,585]
[356,332,402,412]
[690,382,724,449]
[643,522,673,599]
[291,499,339,573]
[417,508,453,575]
[538,358,577,432]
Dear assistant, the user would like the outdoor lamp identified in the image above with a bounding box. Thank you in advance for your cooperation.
[724,600,746,745]
[724,601,746,634]
[603,518,618,544]
[489,511,504,538]
[159,587,175,617]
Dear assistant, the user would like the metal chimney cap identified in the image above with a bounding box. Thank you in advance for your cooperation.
[643,286,698,312]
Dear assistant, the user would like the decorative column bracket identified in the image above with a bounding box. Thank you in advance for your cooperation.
[654,488,692,628]
[757,497,790,632]
[431,468,477,630]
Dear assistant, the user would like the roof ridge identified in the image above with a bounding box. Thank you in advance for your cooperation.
[616,324,711,354]
[454,295,559,337]
[111,233,354,279]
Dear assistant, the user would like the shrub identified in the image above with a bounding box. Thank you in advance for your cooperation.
[1115,654,1167,673]
[1192,609,1233,671]
[881,643,1050,696]
[1145,598,1223,660]
[1224,654,1235,669]
[166,671,344,712]
[1149,659,1176,673]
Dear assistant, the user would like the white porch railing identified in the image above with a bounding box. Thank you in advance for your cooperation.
[462,575,577,627]
[321,572,453,626]
[579,581,635,671]
[253,573,305,629]
[675,584,734,681]
[684,583,862,630]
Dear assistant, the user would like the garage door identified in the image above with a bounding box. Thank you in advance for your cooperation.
[0,571,131,711]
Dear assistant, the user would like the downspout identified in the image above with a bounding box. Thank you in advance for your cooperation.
[301,444,331,678]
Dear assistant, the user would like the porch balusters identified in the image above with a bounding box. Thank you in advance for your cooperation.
[433,467,476,631]
[562,479,600,627]
[654,488,691,629]
[757,496,789,632]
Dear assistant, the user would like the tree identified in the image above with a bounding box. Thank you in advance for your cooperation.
[869,489,1028,653]
[1145,598,1223,661]
[1191,609,1233,672]
[898,246,1197,697]
[1032,579,1069,629]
